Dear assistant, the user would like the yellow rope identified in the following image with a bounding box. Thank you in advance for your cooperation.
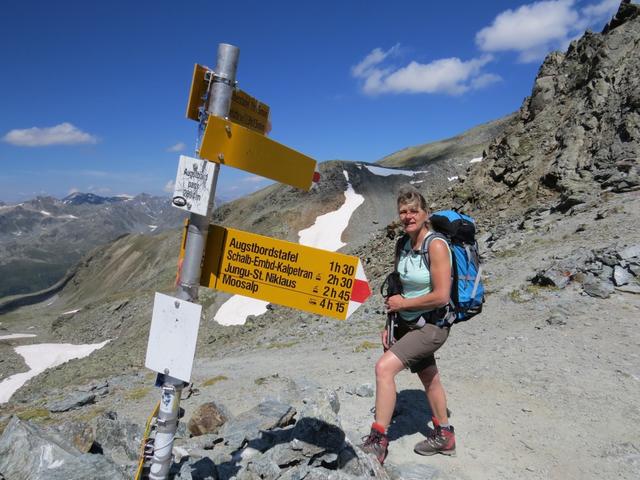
[134,400,160,480]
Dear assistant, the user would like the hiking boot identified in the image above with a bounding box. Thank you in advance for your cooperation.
[359,426,389,464]
[414,418,456,456]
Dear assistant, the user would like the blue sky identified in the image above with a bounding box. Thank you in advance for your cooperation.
[0,0,620,203]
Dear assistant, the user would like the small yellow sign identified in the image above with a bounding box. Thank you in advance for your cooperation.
[194,225,368,320]
[186,63,271,135]
[228,89,270,135]
[199,116,317,191]
[186,64,209,122]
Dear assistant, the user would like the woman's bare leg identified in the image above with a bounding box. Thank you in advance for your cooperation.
[417,365,449,424]
[374,351,406,428]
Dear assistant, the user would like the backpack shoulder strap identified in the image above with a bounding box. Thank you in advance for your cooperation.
[419,232,449,269]
[394,233,409,271]
[421,232,458,326]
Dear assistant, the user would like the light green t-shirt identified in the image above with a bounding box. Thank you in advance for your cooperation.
[397,234,450,322]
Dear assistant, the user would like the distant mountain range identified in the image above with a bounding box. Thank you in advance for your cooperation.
[4,2,638,310]
[0,193,188,298]
[60,192,135,206]
[0,110,512,303]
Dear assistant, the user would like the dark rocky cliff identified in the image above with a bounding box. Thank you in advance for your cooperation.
[456,1,640,218]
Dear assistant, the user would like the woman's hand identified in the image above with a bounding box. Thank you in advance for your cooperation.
[385,294,404,313]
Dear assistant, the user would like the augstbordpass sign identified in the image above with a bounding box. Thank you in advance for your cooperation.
[175,63,371,321]
[145,57,371,381]
[150,59,372,385]
[179,224,371,320]
[144,45,371,480]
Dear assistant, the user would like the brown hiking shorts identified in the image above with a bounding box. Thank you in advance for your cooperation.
[390,322,449,373]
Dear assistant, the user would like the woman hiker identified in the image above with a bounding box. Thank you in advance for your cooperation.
[360,185,456,464]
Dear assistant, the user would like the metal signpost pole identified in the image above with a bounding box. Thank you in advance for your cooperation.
[148,43,239,480]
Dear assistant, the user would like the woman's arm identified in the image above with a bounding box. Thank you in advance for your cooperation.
[385,238,452,312]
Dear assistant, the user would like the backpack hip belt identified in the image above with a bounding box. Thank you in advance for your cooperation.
[401,307,449,329]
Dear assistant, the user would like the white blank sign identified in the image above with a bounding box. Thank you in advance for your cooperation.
[145,292,202,382]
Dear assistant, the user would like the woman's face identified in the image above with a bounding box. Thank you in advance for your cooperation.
[398,202,428,234]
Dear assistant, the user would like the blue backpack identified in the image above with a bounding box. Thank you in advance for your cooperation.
[422,210,484,324]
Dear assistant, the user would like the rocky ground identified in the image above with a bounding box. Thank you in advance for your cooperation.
[1,188,639,480]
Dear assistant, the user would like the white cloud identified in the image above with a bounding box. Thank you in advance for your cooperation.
[164,180,175,193]
[352,47,499,96]
[167,142,186,152]
[384,56,495,95]
[351,45,500,95]
[351,44,400,78]
[476,0,620,63]
[352,0,621,98]
[241,175,268,184]
[2,123,98,147]
[67,187,80,195]
[476,1,577,53]
[471,73,503,89]
[582,0,620,21]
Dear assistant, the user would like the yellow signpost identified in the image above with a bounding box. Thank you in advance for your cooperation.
[183,225,370,320]
[185,63,209,122]
[151,44,358,480]
[178,56,359,320]
[199,116,317,191]
[186,63,270,135]
[228,89,270,135]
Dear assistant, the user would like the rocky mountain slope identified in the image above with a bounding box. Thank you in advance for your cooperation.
[1,3,640,479]
[0,193,186,298]
[378,114,518,170]
[453,1,640,220]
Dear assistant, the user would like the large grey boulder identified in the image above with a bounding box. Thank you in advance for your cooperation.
[297,387,341,427]
[218,399,296,451]
[614,265,633,286]
[620,244,640,261]
[337,437,391,479]
[93,411,143,465]
[172,385,398,480]
[0,416,127,480]
[48,420,95,453]
[47,391,96,412]
[583,274,616,298]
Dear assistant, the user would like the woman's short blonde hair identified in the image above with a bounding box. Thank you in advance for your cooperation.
[396,185,427,212]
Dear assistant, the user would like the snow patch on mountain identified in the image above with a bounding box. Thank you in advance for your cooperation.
[362,165,424,177]
[298,171,365,250]
[0,334,37,341]
[0,340,110,403]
